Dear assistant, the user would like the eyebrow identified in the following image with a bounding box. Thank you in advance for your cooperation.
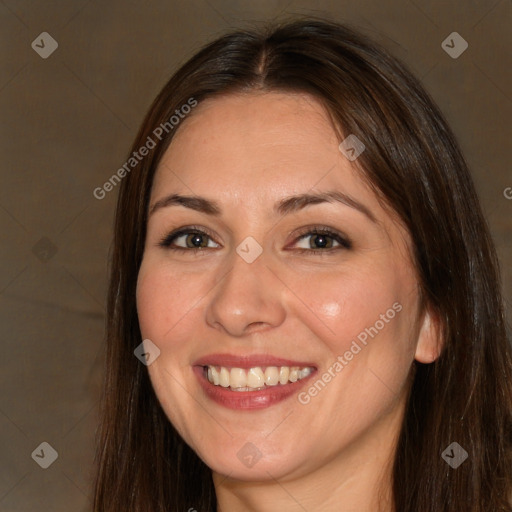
[148,190,377,223]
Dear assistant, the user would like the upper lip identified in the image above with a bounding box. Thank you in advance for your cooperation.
[194,353,317,369]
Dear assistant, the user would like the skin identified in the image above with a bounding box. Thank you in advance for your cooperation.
[136,92,441,511]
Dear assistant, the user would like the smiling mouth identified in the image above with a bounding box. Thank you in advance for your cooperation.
[203,365,314,391]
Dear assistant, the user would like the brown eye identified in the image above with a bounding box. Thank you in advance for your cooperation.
[184,233,209,248]
[308,233,335,249]
[158,228,220,250]
[292,228,351,252]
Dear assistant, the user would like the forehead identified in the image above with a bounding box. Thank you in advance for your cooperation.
[151,92,374,207]
[148,92,415,260]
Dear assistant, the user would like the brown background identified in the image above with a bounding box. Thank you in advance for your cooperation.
[0,0,510,510]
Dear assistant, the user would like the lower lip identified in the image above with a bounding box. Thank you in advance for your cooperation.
[193,366,316,410]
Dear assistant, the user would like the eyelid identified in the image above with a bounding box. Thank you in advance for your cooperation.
[157,224,352,252]
[157,224,220,249]
[287,225,352,250]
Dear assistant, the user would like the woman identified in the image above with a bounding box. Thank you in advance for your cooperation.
[93,19,512,511]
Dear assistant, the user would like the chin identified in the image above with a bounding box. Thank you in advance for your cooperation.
[200,442,313,482]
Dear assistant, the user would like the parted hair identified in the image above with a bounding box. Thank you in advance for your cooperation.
[93,19,512,511]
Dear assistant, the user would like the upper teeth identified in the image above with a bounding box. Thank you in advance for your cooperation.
[206,366,313,390]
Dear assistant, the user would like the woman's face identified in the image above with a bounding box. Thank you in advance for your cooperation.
[136,92,438,483]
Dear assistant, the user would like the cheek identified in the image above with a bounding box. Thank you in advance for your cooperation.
[135,262,206,443]
[292,263,417,404]
[289,266,404,356]
[136,261,207,344]
[282,266,415,448]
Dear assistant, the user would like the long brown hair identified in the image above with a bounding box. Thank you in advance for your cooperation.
[93,19,512,511]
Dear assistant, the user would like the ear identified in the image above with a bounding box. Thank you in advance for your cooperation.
[414,308,443,364]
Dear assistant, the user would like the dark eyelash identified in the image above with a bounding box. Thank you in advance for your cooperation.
[292,226,352,252]
[157,225,216,250]
[157,225,352,252]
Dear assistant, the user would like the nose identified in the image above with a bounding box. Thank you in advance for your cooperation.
[205,252,286,337]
